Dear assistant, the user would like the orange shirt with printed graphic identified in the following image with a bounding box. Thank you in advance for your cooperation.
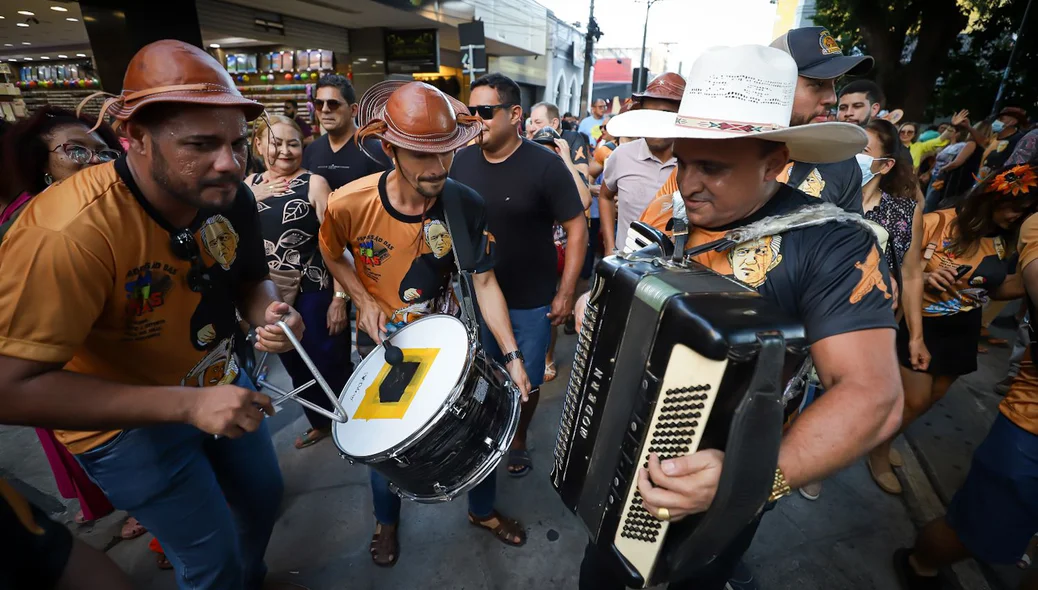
[918,209,1011,318]
[0,159,269,453]
[319,172,495,347]
[1002,214,1038,435]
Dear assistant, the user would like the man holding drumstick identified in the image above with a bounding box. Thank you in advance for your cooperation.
[319,80,531,567]
[0,40,305,590]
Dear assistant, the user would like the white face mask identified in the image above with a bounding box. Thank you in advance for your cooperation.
[992,120,1006,134]
[856,153,892,187]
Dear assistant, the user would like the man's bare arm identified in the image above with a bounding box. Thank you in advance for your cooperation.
[777,328,903,488]
[599,183,618,253]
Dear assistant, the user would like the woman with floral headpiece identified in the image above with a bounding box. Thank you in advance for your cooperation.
[888,163,1038,490]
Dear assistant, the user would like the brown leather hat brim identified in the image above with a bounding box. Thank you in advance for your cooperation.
[113,89,265,122]
[359,80,481,153]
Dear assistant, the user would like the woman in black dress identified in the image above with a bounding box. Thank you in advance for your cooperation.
[250,115,351,449]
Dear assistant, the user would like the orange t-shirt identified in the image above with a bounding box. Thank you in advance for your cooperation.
[919,209,1011,317]
[319,172,495,346]
[1002,214,1038,435]
[0,159,269,453]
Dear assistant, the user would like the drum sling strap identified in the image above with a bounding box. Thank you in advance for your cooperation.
[439,179,482,340]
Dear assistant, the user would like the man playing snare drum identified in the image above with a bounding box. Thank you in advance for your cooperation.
[319,80,532,567]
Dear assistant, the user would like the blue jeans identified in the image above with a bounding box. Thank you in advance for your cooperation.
[370,468,495,525]
[480,305,552,390]
[76,374,283,590]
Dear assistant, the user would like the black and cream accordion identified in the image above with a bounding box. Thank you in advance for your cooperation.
[551,252,808,588]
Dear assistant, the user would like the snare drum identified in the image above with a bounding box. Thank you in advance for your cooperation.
[332,314,521,502]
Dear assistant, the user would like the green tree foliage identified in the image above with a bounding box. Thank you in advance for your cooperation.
[813,0,1035,125]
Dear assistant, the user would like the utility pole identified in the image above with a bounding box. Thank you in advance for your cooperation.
[991,0,1033,117]
[637,0,662,92]
[579,0,601,117]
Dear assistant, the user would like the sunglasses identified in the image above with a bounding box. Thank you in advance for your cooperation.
[51,143,121,165]
[312,99,344,111]
[169,230,213,294]
[468,103,516,119]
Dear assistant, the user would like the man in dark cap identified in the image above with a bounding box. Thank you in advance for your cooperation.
[771,26,875,216]
[0,40,305,590]
[319,79,532,567]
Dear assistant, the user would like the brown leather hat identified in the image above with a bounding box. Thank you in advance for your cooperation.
[999,106,1029,127]
[80,40,263,127]
[357,80,480,153]
[632,72,686,103]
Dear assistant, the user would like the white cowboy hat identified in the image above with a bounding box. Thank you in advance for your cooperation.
[606,45,867,164]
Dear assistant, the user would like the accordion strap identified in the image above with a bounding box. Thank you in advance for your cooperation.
[683,202,878,259]
[670,331,788,575]
[670,191,688,262]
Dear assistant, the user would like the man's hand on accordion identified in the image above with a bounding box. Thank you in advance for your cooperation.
[638,450,725,522]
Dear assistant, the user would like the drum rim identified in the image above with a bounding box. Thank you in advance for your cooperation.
[334,314,477,462]
[390,382,521,503]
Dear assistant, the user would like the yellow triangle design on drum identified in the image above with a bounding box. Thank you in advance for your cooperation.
[353,348,440,420]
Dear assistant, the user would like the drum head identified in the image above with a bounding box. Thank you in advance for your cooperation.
[333,315,470,458]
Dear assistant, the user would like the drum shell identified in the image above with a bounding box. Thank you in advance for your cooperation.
[367,349,520,502]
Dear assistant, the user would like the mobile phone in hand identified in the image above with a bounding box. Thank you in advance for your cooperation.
[954,264,973,280]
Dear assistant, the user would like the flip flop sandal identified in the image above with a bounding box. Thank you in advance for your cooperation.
[121,517,147,540]
[294,428,330,450]
[369,522,399,568]
[469,511,527,547]
[73,510,91,525]
[543,362,557,383]
[507,449,532,478]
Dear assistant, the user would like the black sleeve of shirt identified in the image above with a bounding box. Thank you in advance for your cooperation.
[827,159,864,215]
[232,183,270,283]
[569,133,589,168]
[794,223,897,344]
[541,151,586,223]
[457,182,496,274]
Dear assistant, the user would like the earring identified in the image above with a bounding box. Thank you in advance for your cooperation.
[44,173,54,186]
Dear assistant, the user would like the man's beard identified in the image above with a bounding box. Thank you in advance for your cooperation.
[150,143,238,211]
[645,138,674,152]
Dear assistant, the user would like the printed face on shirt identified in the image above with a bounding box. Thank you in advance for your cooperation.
[201,214,240,270]
[672,137,791,229]
[424,219,452,258]
[728,235,783,287]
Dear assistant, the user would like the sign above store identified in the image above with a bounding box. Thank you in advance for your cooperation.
[384,29,440,74]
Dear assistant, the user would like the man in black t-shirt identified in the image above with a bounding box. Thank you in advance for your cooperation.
[772,26,875,214]
[451,73,588,478]
[582,44,902,590]
[302,74,391,192]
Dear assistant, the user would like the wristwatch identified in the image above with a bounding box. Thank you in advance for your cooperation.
[502,350,524,364]
[334,291,350,300]
[768,467,792,503]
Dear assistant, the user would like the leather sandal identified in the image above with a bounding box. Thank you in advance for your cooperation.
[469,510,526,547]
[370,522,399,567]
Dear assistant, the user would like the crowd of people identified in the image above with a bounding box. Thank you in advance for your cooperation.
[0,22,1035,590]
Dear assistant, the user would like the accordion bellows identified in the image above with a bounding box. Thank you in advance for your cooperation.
[551,254,808,587]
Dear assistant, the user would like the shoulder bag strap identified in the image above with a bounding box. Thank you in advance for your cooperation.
[439,179,480,337]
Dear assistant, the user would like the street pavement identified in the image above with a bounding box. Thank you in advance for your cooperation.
[3,322,1031,589]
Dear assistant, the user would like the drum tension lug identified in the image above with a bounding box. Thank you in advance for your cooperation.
[433,482,447,495]
[449,403,467,420]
